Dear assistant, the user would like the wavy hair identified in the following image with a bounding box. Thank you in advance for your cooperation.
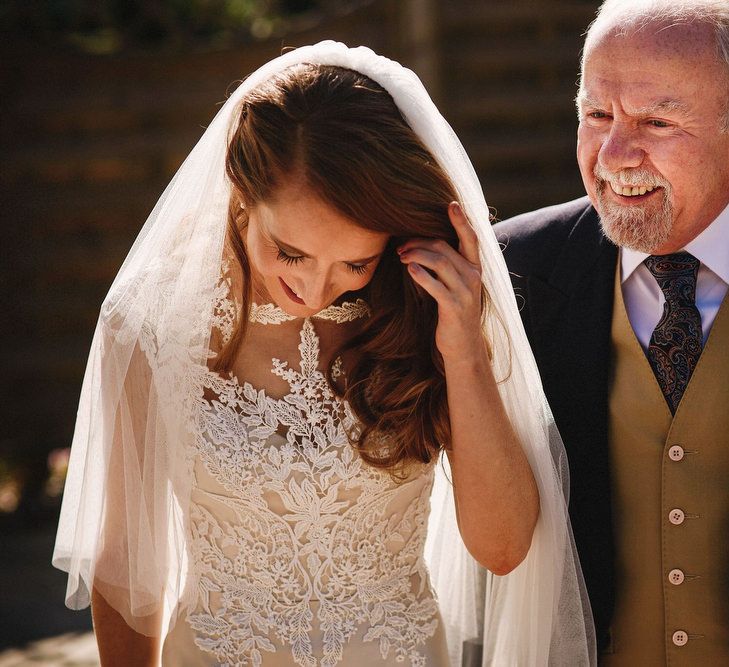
[219,63,488,473]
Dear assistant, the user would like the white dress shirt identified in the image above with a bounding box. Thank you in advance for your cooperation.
[621,202,729,350]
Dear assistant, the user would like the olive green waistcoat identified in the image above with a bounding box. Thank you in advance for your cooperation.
[602,265,729,666]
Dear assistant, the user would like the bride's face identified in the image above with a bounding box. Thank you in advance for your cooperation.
[245,180,390,317]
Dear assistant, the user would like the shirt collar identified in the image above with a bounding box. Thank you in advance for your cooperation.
[620,201,729,284]
[621,246,648,283]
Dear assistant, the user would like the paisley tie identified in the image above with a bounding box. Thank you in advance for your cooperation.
[644,253,703,414]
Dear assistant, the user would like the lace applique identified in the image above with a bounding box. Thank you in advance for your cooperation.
[313,299,370,323]
[249,299,371,325]
[249,302,297,325]
[188,318,438,666]
[211,268,240,345]
[330,356,344,381]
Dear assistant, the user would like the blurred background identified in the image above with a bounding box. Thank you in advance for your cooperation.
[0,0,599,662]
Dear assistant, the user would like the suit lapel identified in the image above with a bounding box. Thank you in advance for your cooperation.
[526,204,616,391]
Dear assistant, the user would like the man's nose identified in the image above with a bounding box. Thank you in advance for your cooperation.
[598,122,645,173]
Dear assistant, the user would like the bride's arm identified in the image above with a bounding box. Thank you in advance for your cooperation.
[89,337,166,663]
[397,202,539,574]
[440,339,539,574]
[92,587,160,666]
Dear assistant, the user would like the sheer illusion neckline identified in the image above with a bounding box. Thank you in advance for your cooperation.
[249,298,370,325]
[203,317,346,407]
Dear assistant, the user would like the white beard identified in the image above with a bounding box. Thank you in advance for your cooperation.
[593,166,674,253]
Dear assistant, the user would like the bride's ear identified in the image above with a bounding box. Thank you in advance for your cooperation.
[230,194,250,235]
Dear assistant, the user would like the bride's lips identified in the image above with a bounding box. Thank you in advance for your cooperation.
[279,277,305,305]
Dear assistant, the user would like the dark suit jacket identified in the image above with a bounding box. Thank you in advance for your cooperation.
[495,197,618,651]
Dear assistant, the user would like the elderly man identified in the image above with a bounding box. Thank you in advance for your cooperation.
[496,0,729,663]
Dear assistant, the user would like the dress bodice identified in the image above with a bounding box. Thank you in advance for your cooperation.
[164,313,444,666]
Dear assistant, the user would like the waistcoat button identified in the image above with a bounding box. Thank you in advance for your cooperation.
[672,630,689,646]
[668,445,685,461]
[669,508,685,525]
[668,568,685,585]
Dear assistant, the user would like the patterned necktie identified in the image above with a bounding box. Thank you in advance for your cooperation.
[644,253,703,414]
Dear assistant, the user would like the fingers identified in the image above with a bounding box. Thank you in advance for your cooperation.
[396,201,483,308]
[448,201,480,265]
[398,238,481,294]
[398,240,482,308]
[398,245,463,291]
[397,202,481,269]
[405,254,482,330]
[406,262,451,302]
[400,203,485,358]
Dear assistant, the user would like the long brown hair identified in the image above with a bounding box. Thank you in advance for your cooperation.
[221,63,487,473]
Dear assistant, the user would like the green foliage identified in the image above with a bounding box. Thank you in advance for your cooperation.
[2,0,327,53]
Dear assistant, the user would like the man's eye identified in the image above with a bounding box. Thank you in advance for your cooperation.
[587,111,608,119]
[276,248,304,265]
[648,119,670,128]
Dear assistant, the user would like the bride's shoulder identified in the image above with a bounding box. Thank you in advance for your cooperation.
[97,246,244,360]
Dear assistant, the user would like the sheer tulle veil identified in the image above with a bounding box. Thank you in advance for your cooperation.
[52,41,596,665]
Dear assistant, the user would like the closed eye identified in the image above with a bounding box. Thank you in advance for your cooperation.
[276,247,304,265]
[346,262,370,275]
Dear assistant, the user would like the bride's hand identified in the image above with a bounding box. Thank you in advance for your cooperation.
[397,201,484,362]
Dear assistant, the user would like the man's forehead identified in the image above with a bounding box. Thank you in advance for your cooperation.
[578,22,726,111]
[585,19,719,65]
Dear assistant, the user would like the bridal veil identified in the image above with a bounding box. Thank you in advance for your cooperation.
[53,41,596,665]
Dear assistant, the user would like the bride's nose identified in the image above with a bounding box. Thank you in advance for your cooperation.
[302,268,332,311]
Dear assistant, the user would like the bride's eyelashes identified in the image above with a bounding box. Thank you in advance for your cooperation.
[275,245,372,275]
[276,246,304,266]
[346,263,370,275]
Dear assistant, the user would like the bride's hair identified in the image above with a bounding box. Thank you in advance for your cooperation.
[221,63,488,472]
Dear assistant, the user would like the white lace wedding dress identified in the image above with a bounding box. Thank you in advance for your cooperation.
[161,298,450,666]
[53,44,595,667]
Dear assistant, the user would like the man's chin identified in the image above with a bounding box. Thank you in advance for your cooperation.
[600,216,670,255]
[597,203,673,253]
[593,176,674,253]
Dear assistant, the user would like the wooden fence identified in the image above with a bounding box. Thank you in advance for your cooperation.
[0,0,599,489]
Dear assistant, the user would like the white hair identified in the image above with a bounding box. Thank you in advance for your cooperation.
[579,0,729,130]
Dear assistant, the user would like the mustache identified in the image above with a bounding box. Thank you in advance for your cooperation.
[593,164,670,189]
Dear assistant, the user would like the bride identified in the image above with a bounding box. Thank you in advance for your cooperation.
[53,42,595,666]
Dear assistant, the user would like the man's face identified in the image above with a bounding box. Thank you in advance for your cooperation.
[576,22,729,254]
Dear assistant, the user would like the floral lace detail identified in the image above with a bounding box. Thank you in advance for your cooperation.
[211,269,240,345]
[249,302,297,325]
[313,299,370,323]
[188,318,438,667]
[249,299,371,325]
